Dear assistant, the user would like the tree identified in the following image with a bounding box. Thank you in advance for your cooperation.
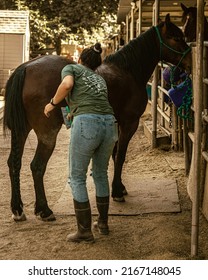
[0,0,119,54]
[0,0,16,9]
[60,0,119,33]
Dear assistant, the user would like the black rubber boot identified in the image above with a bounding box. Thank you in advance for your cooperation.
[94,196,109,235]
[67,200,95,243]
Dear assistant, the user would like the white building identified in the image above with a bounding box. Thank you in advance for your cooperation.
[0,10,30,91]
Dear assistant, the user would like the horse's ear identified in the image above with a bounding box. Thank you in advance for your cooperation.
[181,3,188,13]
[165,14,171,24]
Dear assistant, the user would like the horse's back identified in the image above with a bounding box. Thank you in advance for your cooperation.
[23,55,72,97]
[24,55,73,89]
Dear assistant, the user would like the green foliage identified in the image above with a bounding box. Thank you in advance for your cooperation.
[0,0,119,54]
[60,0,119,33]
[0,0,17,9]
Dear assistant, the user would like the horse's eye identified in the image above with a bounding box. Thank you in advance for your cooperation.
[173,37,183,42]
[166,36,181,41]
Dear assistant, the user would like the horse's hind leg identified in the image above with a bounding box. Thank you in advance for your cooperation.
[8,130,30,221]
[31,130,60,221]
[112,119,140,201]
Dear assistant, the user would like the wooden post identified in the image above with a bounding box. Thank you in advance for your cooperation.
[151,0,160,148]
[125,15,129,43]
[183,117,190,175]
[130,2,135,40]
[191,0,204,257]
[172,105,178,150]
[138,0,142,35]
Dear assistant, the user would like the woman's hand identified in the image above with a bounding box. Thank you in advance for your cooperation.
[44,75,74,118]
[44,103,55,118]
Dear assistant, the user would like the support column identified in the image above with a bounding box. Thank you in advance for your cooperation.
[151,0,160,148]
[191,0,204,257]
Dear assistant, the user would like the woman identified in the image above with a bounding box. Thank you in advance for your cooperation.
[44,43,118,243]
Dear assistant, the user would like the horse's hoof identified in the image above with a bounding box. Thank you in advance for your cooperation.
[12,212,27,222]
[38,213,56,222]
[113,196,125,202]
[123,188,128,195]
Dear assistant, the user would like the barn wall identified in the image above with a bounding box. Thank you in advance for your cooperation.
[0,34,24,89]
[0,10,30,91]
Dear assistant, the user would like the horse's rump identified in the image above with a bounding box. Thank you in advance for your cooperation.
[3,55,75,137]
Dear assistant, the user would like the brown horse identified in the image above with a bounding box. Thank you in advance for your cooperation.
[181,3,208,42]
[3,14,192,221]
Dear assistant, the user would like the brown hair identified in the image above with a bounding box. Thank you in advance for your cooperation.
[80,43,102,70]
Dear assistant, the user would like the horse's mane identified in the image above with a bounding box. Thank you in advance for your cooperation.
[104,26,158,82]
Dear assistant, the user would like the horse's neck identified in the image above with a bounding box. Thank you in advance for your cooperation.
[128,27,160,84]
[104,27,160,85]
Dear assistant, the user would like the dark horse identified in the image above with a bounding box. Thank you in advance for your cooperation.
[3,14,192,221]
[181,3,208,42]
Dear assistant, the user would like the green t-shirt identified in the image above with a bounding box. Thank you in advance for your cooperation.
[61,64,114,116]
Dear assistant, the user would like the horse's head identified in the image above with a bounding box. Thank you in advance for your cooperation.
[181,3,197,42]
[156,14,192,74]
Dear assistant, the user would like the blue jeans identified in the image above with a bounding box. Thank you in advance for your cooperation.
[69,114,118,202]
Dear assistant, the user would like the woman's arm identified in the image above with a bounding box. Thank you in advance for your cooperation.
[44,75,74,118]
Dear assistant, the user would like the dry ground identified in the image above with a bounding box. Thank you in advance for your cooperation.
[0,116,208,260]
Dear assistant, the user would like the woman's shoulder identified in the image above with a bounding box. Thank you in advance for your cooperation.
[65,63,86,72]
[62,63,83,77]
[63,63,79,71]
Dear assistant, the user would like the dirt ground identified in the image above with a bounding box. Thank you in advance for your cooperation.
[0,115,208,260]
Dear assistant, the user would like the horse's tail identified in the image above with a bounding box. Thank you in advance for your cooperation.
[3,65,27,138]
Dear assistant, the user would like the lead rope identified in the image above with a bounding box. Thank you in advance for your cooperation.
[169,66,192,120]
[176,77,192,120]
[169,103,173,128]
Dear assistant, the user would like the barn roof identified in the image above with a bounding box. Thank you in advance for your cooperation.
[0,10,29,34]
[117,0,208,24]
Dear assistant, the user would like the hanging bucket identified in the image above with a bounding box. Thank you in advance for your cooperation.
[168,77,192,108]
